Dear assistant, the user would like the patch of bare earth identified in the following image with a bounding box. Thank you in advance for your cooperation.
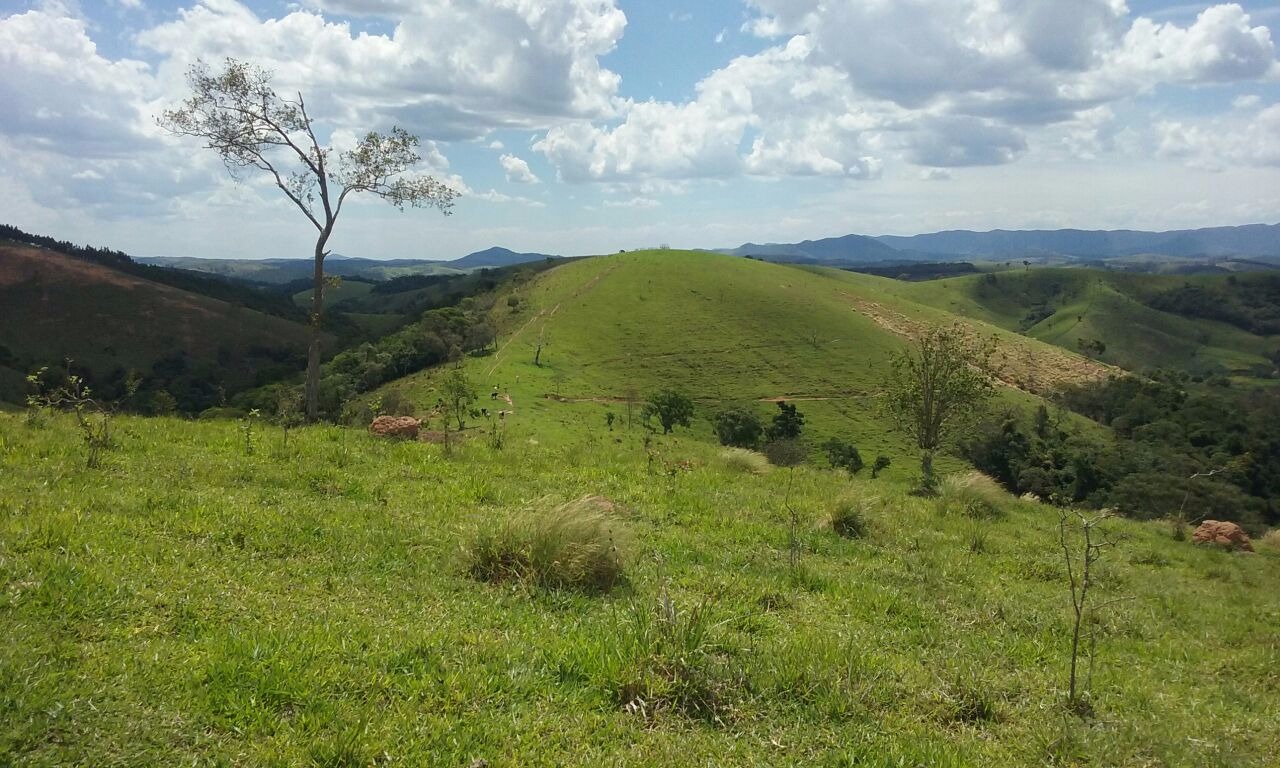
[843,294,1119,397]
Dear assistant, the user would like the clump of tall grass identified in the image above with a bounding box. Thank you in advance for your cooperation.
[828,494,876,539]
[1259,529,1280,553]
[935,471,1008,519]
[464,496,626,593]
[586,588,738,722]
[716,447,772,475]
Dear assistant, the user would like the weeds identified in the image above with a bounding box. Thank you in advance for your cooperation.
[25,362,126,468]
[464,496,627,593]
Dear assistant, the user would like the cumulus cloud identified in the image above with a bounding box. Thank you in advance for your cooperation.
[533,2,1279,183]
[500,153,540,184]
[1156,103,1280,169]
[138,0,628,137]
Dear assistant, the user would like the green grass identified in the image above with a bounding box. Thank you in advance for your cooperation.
[379,251,1111,481]
[850,268,1280,379]
[2,412,1278,765]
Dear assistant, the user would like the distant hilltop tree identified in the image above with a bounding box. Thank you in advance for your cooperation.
[158,58,459,422]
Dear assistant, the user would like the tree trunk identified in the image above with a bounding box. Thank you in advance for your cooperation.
[304,238,328,422]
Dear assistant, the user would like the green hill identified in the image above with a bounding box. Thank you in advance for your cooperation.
[1,412,1276,766]
[0,243,322,409]
[376,251,1115,473]
[858,268,1280,380]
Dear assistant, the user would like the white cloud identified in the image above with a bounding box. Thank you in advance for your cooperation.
[138,0,628,139]
[1156,103,1280,169]
[534,1,1280,183]
[499,153,540,184]
[603,196,660,209]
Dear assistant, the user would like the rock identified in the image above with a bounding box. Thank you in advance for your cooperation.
[368,415,421,440]
[1191,520,1253,552]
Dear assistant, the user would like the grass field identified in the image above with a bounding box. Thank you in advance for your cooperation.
[850,268,1280,379]
[1,412,1277,766]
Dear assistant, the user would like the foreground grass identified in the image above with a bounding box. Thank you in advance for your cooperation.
[1,414,1278,766]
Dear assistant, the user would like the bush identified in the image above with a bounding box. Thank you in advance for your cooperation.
[935,472,1007,519]
[716,447,772,475]
[464,496,626,593]
[822,438,863,474]
[828,495,873,538]
[713,407,763,448]
[764,401,804,442]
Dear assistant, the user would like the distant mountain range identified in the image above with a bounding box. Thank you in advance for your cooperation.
[719,223,1280,266]
[138,247,559,284]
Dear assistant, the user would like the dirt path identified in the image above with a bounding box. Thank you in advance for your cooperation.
[485,264,618,379]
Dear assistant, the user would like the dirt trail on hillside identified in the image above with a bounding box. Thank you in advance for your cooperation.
[486,264,618,378]
[841,293,1118,396]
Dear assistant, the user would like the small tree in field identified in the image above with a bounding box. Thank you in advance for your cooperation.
[882,326,995,493]
[644,389,694,434]
[441,367,478,431]
[158,58,459,422]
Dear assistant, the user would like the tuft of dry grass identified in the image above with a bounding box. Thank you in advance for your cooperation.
[716,447,772,475]
[464,495,627,593]
[1259,529,1280,553]
[936,471,1008,519]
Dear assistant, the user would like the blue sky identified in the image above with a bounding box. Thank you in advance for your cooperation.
[1,0,1278,260]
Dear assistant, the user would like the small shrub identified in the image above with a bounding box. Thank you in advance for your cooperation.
[936,471,1007,519]
[712,407,763,448]
[717,447,771,475]
[828,495,873,539]
[823,437,864,474]
[464,496,626,593]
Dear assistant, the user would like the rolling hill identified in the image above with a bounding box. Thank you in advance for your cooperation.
[375,250,1115,467]
[0,243,321,406]
[844,268,1280,380]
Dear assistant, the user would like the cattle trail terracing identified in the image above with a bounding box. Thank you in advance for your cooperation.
[842,294,1119,397]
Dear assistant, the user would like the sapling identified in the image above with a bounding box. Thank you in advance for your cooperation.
[1057,508,1126,715]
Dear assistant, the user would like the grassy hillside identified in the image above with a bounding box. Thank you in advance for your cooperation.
[1,413,1277,766]
[0,243,321,405]
[861,268,1280,380]
[378,251,1113,472]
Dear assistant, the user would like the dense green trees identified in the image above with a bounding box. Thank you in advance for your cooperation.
[964,377,1280,530]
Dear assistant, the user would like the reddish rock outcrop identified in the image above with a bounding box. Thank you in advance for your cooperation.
[1192,520,1253,552]
[368,416,421,440]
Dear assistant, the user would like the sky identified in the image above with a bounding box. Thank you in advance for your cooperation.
[1,0,1279,261]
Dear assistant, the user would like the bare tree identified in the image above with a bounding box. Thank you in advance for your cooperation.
[158,58,459,421]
